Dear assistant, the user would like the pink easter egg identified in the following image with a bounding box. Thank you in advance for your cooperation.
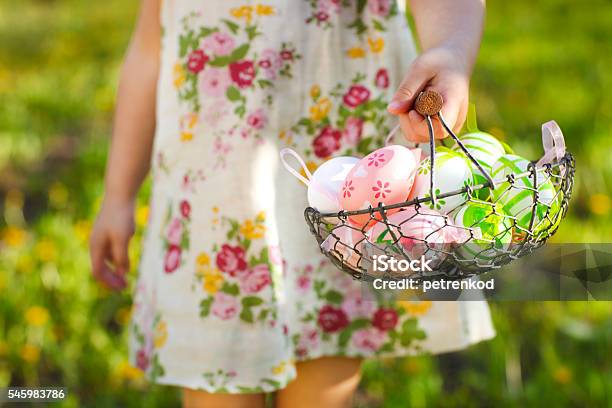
[320,225,367,269]
[339,145,419,226]
[368,207,457,267]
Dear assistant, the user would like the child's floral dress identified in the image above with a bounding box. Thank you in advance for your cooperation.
[130,0,495,393]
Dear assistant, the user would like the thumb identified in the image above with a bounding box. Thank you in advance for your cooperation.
[387,60,431,114]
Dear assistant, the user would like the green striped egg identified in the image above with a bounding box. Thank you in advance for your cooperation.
[491,154,560,233]
[452,202,513,262]
[452,132,505,200]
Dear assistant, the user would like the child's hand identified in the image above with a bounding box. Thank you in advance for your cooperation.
[89,200,135,291]
[387,45,471,143]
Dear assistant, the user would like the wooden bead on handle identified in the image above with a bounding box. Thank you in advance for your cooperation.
[414,90,443,116]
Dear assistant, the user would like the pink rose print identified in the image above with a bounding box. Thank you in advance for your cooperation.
[229,60,256,88]
[315,11,329,23]
[367,151,387,167]
[342,180,355,198]
[280,50,294,61]
[318,0,341,13]
[341,290,377,320]
[216,244,248,277]
[180,200,191,219]
[375,68,389,89]
[296,326,319,358]
[352,327,387,351]
[372,180,391,199]
[368,0,392,17]
[343,85,370,108]
[258,49,282,80]
[372,307,399,331]
[164,244,182,273]
[313,126,342,158]
[268,245,283,265]
[136,348,150,370]
[198,67,231,97]
[166,217,183,246]
[187,49,209,74]
[317,305,349,333]
[211,292,239,320]
[342,116,364,145]
[246,109,268,130]
[296,275,311,293]
[201,31,235,56]
[240,264,272,294]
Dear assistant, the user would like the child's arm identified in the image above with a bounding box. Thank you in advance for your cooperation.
[388,0,485,142]
[90,0,160,290]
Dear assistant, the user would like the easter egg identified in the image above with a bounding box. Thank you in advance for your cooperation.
[451,202,512,263]
[307,156,360,214]
[339,145,419,226]
[490,154,560,234]
[452,132,505,200]
[409,149,473,214]
[368,207,454,268]
[320,225,366,269]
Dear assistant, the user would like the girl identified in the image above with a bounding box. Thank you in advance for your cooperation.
[90,0,494,407]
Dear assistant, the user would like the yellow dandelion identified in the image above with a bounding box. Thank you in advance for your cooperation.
[397,300,433,316]
[256,211,266,223]
[2,226,27,248]
[240,219,266,240]
[589,193,610,216]
[203,269,224,294]
[20,344,41,363]
[197,252,211,266]
[310,85,321,100]
[309,97,332,121]
[25,306,50,327]
[271,361,287,375]
[73,220,92,243]
[347,46,366,59]
[553,366,572,384]
[136,205,150,228]
[255,4,275,16]
[115,306,132,326]
[173,62,186,88]
[48,182,69,207]
[154,320,168,348]
[35,238,57,263]
[117,360,144,381]
[368,37,385,53]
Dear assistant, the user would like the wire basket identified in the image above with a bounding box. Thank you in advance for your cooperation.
[304,91,575,281]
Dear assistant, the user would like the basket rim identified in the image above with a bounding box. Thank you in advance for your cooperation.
[310,152,574,219]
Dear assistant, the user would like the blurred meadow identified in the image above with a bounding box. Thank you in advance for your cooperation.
[0,0,610,407]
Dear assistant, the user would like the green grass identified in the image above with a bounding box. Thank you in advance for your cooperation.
[0,0,610,407]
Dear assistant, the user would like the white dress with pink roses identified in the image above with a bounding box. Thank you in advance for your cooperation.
[129,0,495,393]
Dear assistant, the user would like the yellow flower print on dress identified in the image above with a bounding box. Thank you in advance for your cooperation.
[240,219,265,240]
[173,62,186,88]
[309,97,332,121]
[203,268,224,294]
[154,320,168,348]
[346,46,366,59]
[197,252,211,266]
[255,4,275,16]
[397,301,433,316]
[310,85,321,100]
[180,112,198,141]
[271,360,288,375]
[368,36,385,53]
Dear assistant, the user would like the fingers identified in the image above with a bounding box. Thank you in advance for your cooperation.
[387,60,431,114]
[399,110,445,143]
[90,230,128,291]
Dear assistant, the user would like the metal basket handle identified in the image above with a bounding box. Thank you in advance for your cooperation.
[413,90,496,207]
